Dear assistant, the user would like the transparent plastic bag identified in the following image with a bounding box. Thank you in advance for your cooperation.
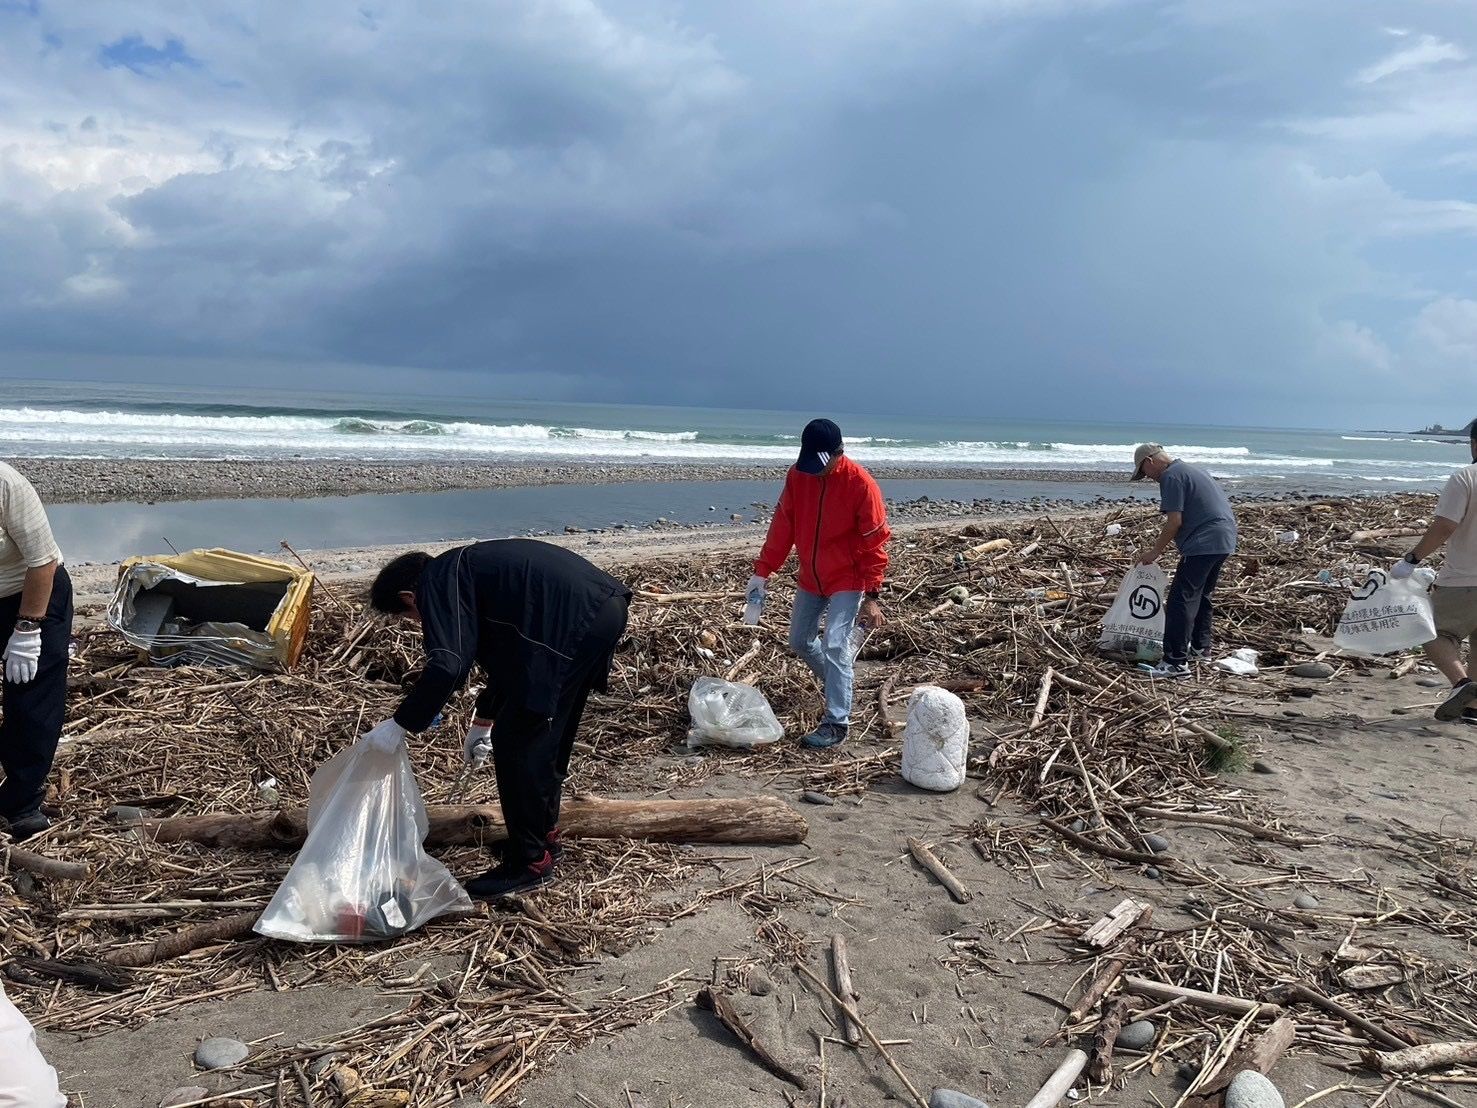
[255,737,472,943]
[1333,568,1437,657]
[1098,564,1168,650]
[686,677,785,749]
[900,686,970,792]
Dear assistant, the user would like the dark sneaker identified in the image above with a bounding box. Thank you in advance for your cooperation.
[3,811,50,842]
[1138,661,1190,679]
[1190,647,1212,661]
[1434,679,1477,722]
[1463,708,1477,727]
[465,850,554,900]
[801,722,849,749]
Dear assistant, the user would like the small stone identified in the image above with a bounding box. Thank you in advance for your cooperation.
[1417,677,1445,688]
[1070,818,1087,833]
[1226,1070,1285,1108]
[930,1090,989,1108]
[107,805,147,823]
[1116,1020,1157,1050]
[1144,866,1162,880]
[1294,893,1319,910]
[307,1053,340,1077]
[1252,760,1278,775]
[748,969,775,996]
[802,790,836,806]
[1143,833,1170,854]
[195,1037,249,1070]
[161,1089,211,1108]
[1291,661,1334,679]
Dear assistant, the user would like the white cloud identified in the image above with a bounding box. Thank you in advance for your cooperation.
[1411,297,1477,366]
[1356,33,1466,84]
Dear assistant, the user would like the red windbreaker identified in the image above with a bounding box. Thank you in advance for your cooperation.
[754,455,891,595]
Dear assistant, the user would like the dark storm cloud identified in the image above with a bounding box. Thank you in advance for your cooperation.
[1,0,1475,425]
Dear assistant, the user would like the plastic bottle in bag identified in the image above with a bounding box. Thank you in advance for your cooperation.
[844,625,868,666]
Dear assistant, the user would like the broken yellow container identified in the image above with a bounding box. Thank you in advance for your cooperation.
[109,548,314,670]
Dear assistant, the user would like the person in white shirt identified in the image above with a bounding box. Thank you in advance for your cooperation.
[0,462,71,840]
[1391,419,1477,723]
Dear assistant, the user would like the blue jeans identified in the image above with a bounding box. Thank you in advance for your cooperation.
[789,589,863,727]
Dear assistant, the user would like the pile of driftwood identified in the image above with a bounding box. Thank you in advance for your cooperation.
[1,493,1473,1106]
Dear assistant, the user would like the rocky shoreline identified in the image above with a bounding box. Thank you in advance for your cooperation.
[8,457,1137,505]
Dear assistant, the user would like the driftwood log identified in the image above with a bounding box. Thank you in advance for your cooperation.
[138,795,809,850]
[1124,977,1281,1019]
[2,844,90,881]
[102,910,263,969]
[1367,1040,1477,1074]
[1089,998,1132,1082]
[1184,1017,1297,1107]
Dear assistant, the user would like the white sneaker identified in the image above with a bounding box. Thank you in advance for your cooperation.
[1138,661,1190,679]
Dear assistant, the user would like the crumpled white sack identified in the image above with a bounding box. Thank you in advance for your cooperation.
[900,685,970,792]
[0,982,66,1108]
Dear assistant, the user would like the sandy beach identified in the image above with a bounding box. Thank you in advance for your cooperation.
[18,458,1141,506]
[10,490,1473,1108]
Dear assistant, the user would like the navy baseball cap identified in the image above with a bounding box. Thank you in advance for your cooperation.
[796,418,843,475]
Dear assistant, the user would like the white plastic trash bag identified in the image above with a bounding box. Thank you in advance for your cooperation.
[900,685,970,792]
[1333,568,1437,657]
[687,677,785,749]
[1098,564,1169,650]
[1213,648,1259,676]
[255,738,472,943]
[0,983,65,1108]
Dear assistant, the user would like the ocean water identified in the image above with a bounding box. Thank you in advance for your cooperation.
[0,378,1468,489]
[47,478,1160,564]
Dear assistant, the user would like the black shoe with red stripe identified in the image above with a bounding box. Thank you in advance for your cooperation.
[491,827,564,866]
[466,849,555,900]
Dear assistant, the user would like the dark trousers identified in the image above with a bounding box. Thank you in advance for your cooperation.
[0,566,73,820]
[1163,554,1227,665]
[491,595,628,866]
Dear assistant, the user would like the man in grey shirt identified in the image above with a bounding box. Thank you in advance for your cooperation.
[1130,444,1238,678]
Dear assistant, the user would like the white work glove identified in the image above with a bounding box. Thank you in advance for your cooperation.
[745,574,768,603]
[361,718,408,753]
[3,627,41,684]
[1389,558,1416,581]
[463,721,493,767]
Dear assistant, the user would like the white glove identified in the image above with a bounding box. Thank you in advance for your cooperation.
[745,574,767,603]
[1390,559,1416,580]
[362,718,408,753]
[463,721,493,767]
[3,627,41,684]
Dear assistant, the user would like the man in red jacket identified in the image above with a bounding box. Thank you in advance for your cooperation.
[749,419,891,748]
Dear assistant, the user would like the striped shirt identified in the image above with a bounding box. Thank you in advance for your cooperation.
[0,463,62,599]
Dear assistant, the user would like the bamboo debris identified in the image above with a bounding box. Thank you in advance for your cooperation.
[906,837,972,903]
[830,935,862,1046]
[695,986,808,1090]
[4,493,1471,1105]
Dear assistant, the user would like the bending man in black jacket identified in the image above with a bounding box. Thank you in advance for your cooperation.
[367,540,631,899]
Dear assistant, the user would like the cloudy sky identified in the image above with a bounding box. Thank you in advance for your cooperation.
[2,0,1475,428]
